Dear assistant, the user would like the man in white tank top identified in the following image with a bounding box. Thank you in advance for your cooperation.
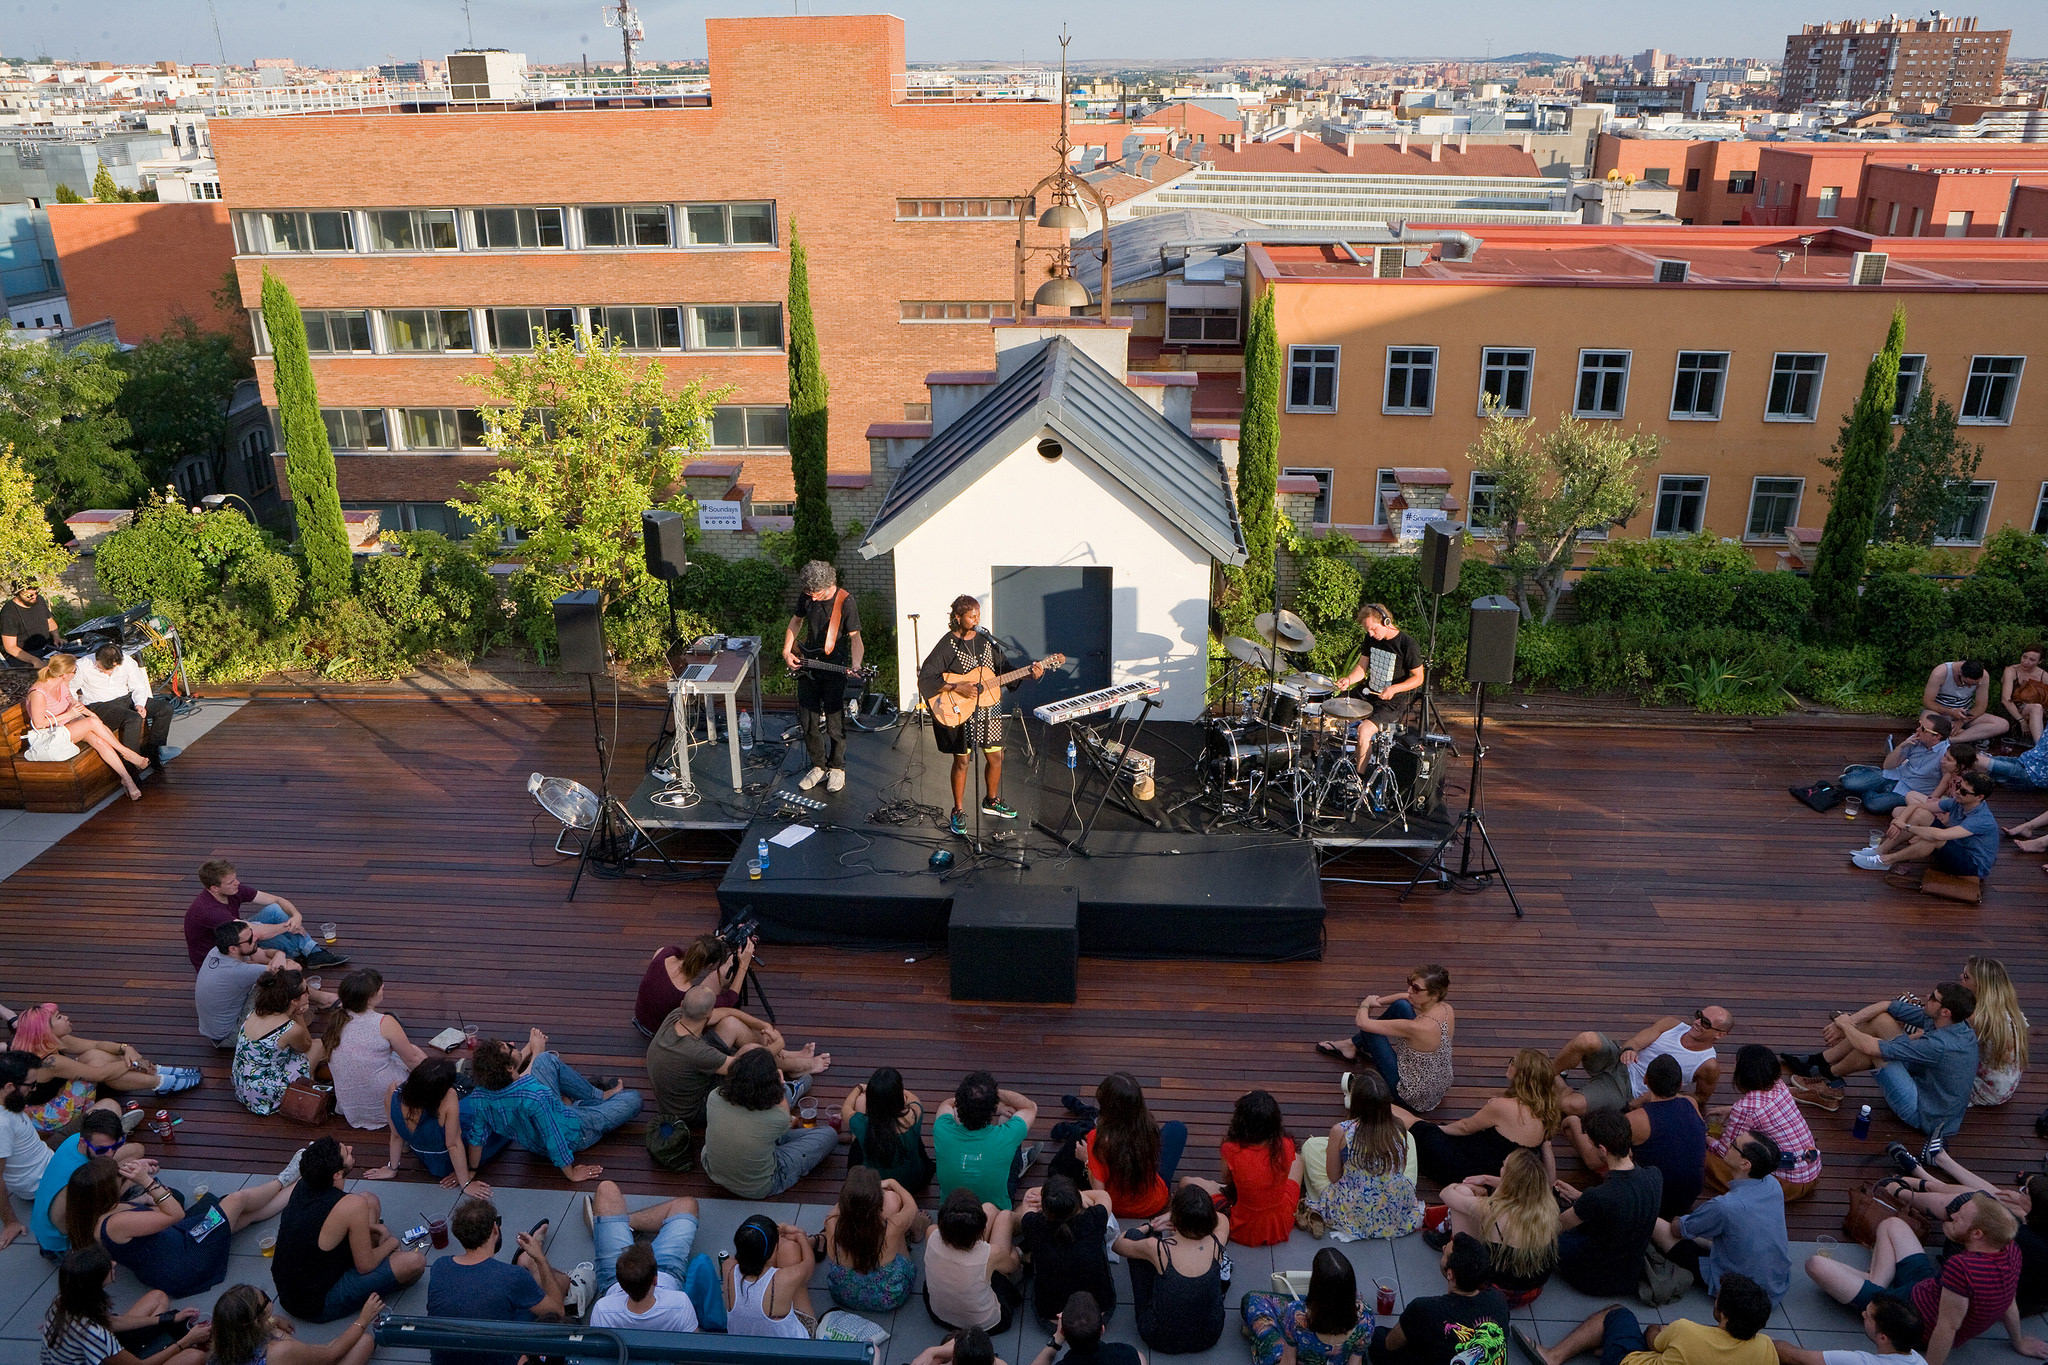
[1922,659,2009,745]
[1553,1009,1731,1116]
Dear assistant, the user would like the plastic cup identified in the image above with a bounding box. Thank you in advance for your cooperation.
[429,1218,448,1249]
[463,1024,479,1049]
[320,922,338,943]
[260,1235,277,1258]
[1375,1280,1395,1317]
[190,1183,210,1204]
[305,977,322,994]
[1869,832,1884,848]
[827,1105,843,1132]
[748,859,763,881]
[1844,798,1862,820]
[799,1101,818,1128]
[1815,1234,1839,1259]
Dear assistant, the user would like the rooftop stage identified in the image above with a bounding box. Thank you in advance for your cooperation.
[5,693,2043,1238]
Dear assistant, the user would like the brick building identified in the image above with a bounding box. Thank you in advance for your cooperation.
[207,15,1065,539]
[1777,16,2010,113]
[43,202,237,344]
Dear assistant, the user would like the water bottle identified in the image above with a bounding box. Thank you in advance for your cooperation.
[1066,739,1077,770]
[738,709,754,751]
[756,837,770,871]
[1853,1104,1872,1140]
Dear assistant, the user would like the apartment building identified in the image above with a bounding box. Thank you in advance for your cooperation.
[207,15,1061,536]
[1250,226,2048,561]
[1778,16,2010,112]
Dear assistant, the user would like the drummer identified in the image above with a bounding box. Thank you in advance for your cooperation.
[1333,602,1425,772]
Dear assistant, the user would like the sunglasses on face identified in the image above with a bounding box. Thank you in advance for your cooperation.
[85,1141,120,1157]
[1694,1012,1726,1033]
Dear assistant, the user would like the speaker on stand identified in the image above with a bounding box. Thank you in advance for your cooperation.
[1414,521,1464,742]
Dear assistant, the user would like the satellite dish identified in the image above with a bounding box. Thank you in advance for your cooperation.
[529,772,601,829]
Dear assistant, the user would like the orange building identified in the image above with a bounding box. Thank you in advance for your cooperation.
[43,202,237,344]
[207,15,1064,534]
[1249,225,2048,562]
[1593,136,1769,225]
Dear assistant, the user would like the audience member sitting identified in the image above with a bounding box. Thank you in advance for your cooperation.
[631,933,750,1037]
[1192,1090,1301,1248]
[1369,1232,1509,1365]
[1924,658,2009,745]
[1787,981,1978,1164]
[911,1329,1007,1365]
[1551,1109,1663,1297]
[1554,1008,1729,1115]
[1,1049,55,1249]
[33,1108,141,1256]
[183,859,337,973]
[1771,1298,1927,1365]
[1653,1130,1791,1306]
[1030,1292,1142,1365]
[1302,1068,1422,1241]
[702,1047,837,1199]
[1242,1247,1375,1365]
[66,1153,293,1298]
[39,1244,211,1365]
[425,1195,567,1348]
[1065,1072,1186,1219]
[643,987,820,1167]
[1843,714,1953,815]
[2002,648,2048,745]
[1878,1154,2048,1317]
[25,654,147,801]
[1113,1183,1232,1355]
[1437,1148,1559,1306]
[194,921,301,1050]
[822,1165,926,1313]
[1,579,60,666]
[1803,1194,2037,1365]
[847,1065,934,1192]
[464,1030,642,1184]
[1315,964,1456,1113]
[322,969,426,1132]
[1709,1045,1821,1202]
[1015,1175,1114,1326]
[73,642,176,773]
[385,1056,506,1193]
[269,1138,424,1323]
[1400,1048,1559,1189]
[934,1070,1038,1210]
[209,1282,381,1365]
[1977,725,2048,795]
[1963,956,2028,1106]
[584,1178,702,1327]
[11,1003,199,1102]
[1897,742,1981,819]
[1516,1272,1774,1365]
[724,1213,818,1338]
[926,1187,1022,1334]
[231,969,322,1117]
[1561,1054,1705,1220]
[1852,772,1999,877]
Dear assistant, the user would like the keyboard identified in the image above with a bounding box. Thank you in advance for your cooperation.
[1034,679,1163,725]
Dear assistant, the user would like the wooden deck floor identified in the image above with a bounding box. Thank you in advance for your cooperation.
[4,696,2040,1239]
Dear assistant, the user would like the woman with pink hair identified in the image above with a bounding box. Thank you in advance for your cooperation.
[11,1004,198,1130]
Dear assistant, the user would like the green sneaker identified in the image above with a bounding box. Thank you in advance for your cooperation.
[981,798,1018,820]
[949,808,966,835]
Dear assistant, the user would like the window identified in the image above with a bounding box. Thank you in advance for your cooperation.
[1479,348,1533,416]
[1287,346,1339,412]
[2033,483,2048,537]
[1670,351,1729,420]
[580,205,671,248]
[469,207,565,250]
[1765,353,1826,421]
[1944,210,1973,237]
[709,406,790,450]
[1574,350,1630,417]
[1383,346,1437,414]
[1893,354,1926,420]
[1371,468,1401,526]
[397,408,482,450]
[588,306,683,351]
[1727,170,1755,194]
[251,210,354,253]
[1910,206,1925,236]
[689,305,783,350]
[1961,356,2023,424]
[366,209,458,252]
[241,427,275,495]
[894,198,1022,221]
[321,408,388,450]
[1684,168,1701,192]
[1282,467,1334,523]
[301,310,373,355]
[1936,481,1996,544]
[684,202,776,246]
[1165,307,1239,343]
[1467,472,1503,534]
[383,309,474,353]
[1652,476,1709,537]
[900,301,1018,323]
[485,307,575,352]
[1642,167,1670,186]
[1746,477,1803,541]
[1816,186,1841,218]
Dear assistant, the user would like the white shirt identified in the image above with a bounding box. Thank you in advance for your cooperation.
[0,1107,53,1199]
[1824,1352,1927,1365]
[590,1274,699,1331]
[70,656,150,711]
[1625,1021,1719,1097]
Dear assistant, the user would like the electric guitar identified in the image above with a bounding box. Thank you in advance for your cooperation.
[931,653,1066,728]
[793,651,877,682]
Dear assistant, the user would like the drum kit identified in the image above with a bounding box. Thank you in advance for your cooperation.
[1185,609,1443,837]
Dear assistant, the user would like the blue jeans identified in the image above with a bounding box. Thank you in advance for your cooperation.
[528,1051,643,1153]
[766,1124,840,1196]
[315,1259,402,1323]
[1988,756,2044,789]
[1841,766,1908,813]
[1353,999,1416,1099]
[1876,1062,1962,1139]
[250,905,317,960]
[1157,1120,1188,1182]
[595,1211,697,1294]
[1597,1309,1652,1365]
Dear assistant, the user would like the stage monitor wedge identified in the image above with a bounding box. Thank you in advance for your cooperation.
[1419,520,1465,596]
[949,884,1078,1003]
[553,589,608,675]
[1466,594,1520,685]
[642,509,688,581]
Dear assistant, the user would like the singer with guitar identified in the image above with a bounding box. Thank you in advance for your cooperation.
[782,560,863,793]
[917,596,1053,836]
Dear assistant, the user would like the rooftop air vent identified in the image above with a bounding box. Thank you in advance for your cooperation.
[1374,245,1406,279]
[1851,250,1889,285]
[1655,258,1690,283]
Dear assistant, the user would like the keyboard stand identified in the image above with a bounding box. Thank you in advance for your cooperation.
[1032,694,1162,858]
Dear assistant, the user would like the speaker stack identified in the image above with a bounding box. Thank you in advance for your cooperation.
[948,885,1079,1003]
[1466,595,1520,685]
[1419,521,1464,595]
[552,590,608,675]
[642,509,688,581]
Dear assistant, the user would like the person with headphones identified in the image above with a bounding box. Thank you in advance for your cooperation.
[917,596,1044,836]
[1334,602,1425,773]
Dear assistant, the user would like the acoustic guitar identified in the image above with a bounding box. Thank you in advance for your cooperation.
[931,652,1066,728]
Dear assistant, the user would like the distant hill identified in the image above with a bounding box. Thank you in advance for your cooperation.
[1492,52,1571,65]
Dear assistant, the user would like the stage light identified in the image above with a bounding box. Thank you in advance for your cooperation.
[528,772,601,830]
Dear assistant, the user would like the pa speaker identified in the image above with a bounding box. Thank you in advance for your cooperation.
[1467,594,1520,685]
[642,509,688,581]
[1419,520,1465,596]
[553,589,607,674]
[949,884,1078,1003]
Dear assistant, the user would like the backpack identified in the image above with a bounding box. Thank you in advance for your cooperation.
[1790,779,1844,812]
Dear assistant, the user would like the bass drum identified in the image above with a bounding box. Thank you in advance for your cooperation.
[1204,724,1298,785]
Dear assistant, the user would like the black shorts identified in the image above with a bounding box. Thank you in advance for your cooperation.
[932,718,1003,755]
[1366,694,1412,728]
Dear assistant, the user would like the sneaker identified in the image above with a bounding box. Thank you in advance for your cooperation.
[1886,1141,1923,1177]
[153,1067,202,1095]
[565,1261,596,1319]
[1790,1077,1842,1112]
[278,1146,307,1186]
[797,767,827,791]
[581,1194,595,1237]
[1850,847,1887,871]
[121,1105,144,1134]
[1012,1142,1039,1178]
[299,947,350,970]
[1062,1093,1100,1121]
[981,798,1018,820]
[155,745,182,763]
[1421,1224,1453,1251]
[1920,1134,1947,1167]
[949,808,966,836]
[826,769,846,793]
[784,1073,813,1107]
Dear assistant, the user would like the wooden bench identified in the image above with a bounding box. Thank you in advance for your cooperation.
[0,690,122,813]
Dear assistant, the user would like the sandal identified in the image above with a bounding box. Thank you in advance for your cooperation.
[1314,1040,1356,1061]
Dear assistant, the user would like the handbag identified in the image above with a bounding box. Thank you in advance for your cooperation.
[1791,779,1843,812]
[1844,1181,1930,1248]
[1638,1246,1693,1305]
[24,724,78,762]
[2014,680,2048,707]
[278,1079,334,1126]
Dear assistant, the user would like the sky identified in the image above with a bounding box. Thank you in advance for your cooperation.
[8,0,2044,69]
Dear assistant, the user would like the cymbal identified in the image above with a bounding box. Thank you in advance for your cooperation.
[1253,609,1316,651]
[1224,635,1284,670]
[1284,672,1337,693]
[1322,697,1373,719]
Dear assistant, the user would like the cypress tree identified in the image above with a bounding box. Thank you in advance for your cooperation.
[260,268,352,603]
[90,164,120,202]
[1810,306,1905,635]
[786,224,837,568]
[1230,288,1281,633]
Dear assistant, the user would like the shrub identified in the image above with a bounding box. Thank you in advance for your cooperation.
[1975,526,2046,584]
[300,595,415,680]
[1948,574,2030,634]
[1357,554,1422,620]
[1588,532,1750,575]
[167,598,305,683]
[1514,621,1582,690]
[1654,570,1735,630]
[1571,566,1661,626]
[1292,554,1362,632]
[94,514,207,607]
[1729,572,1813,637]
[1863,542,1930,577]
[224,549,303,629]
[675,550,792,636]
[1857,572,1949,653]
[1305,619,1361,680]
[357,532,506,659]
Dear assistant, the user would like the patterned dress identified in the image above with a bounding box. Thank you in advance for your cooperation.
[1304,1121,1424,1241]
[232,1020,310,1116]
[920,632,1008,748]
[826,1253,916,1312]
[1391,1017,1454,1113]
[1242,1294,1375,1365]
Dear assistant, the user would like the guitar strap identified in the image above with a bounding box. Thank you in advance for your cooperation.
[820,588,848,658]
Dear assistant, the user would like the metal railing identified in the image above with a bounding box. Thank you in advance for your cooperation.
[374,1316,875,1365]
[202,73,711,117]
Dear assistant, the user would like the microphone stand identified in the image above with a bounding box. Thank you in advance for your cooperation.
[893,613,930,752]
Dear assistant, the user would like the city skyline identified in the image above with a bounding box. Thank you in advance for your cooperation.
[9,0,2044,71]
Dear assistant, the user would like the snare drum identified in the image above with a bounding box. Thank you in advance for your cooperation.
[1300,711,1351,743]
[1205,725,1298,784]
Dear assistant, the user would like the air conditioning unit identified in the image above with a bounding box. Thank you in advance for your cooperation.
[1851,250,1889,285]
[1374,245,1406,279]
[1654,259,1690,283]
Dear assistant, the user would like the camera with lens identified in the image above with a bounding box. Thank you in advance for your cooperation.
[714,913,759,952]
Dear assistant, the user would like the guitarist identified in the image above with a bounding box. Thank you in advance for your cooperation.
[781,560,863,793]
[917,595,1043,836]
